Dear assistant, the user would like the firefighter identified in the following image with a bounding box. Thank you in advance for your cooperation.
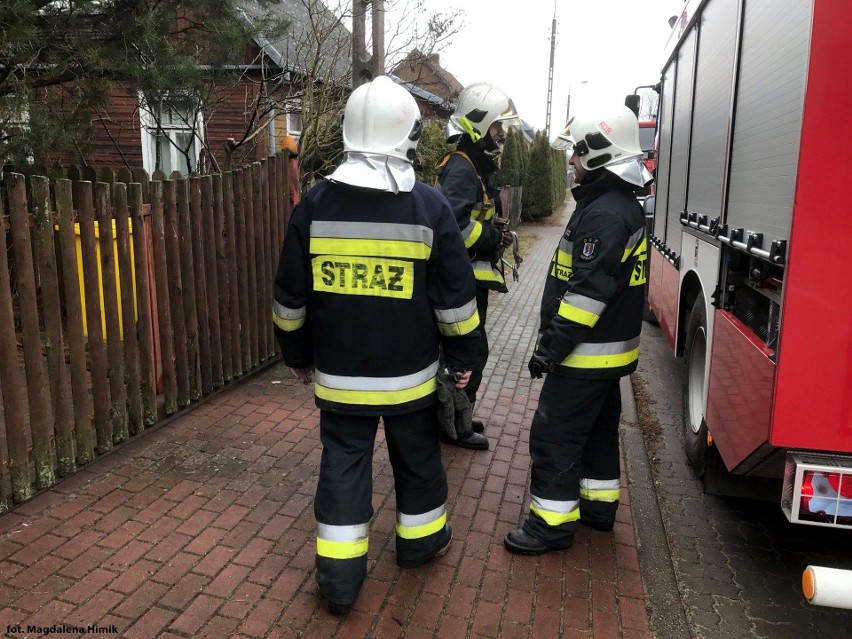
[504,105,651,555]
[435,82,520,450]
[273,76,481,614]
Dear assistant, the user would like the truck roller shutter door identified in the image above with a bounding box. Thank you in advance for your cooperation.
[665,29,697,253]
[686,0,739,222]
[726,0,811,247]
[655,64,676,245]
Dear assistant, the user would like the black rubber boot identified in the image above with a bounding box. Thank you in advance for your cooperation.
[471,419,485,433]
[503,528,567,555]
[440,430,489,450]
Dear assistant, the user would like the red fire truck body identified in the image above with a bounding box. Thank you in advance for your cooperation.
[648,0,852,527]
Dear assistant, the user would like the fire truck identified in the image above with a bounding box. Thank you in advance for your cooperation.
[642,0,852,534]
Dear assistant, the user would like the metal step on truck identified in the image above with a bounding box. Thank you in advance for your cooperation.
[634,0,852,609]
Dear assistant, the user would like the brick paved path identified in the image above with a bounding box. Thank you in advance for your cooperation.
[0,206,651,639]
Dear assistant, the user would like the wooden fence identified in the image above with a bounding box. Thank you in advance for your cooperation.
[0,153,293,510]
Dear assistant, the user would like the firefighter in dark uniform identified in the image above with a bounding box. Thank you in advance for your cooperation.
[435,82,520,450]
[273,76,481,612]
[504,105,652,554]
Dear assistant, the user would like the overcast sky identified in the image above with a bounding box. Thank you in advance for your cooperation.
[386,0,686,135]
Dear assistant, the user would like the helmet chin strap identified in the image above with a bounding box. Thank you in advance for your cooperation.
[478,133,501,156]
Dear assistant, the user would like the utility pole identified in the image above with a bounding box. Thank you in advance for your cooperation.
[545,0,557,137]
[352,0,385,88]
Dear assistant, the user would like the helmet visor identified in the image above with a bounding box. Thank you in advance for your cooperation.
[552,123,575,151]
[496,99,522,127]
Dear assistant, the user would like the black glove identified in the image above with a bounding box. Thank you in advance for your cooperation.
[528,352,554,379]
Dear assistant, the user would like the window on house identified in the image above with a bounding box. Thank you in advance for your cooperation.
[140,95,204,175]
[287,111,302,138]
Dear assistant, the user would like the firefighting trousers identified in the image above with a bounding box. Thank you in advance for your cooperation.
[523,375,622,547]
[314,406,450,605]
[465,287,491,406]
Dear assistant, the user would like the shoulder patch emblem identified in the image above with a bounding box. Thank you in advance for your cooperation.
[579,237,601,261]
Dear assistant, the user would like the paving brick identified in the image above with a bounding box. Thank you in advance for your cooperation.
[168,593,222,635]
[60,568,117,604]
[197,614,242,639]
[238,597,283,637]
[159,572,210,611]
[204,563,251,598]
[124,606,176,639]
[110,558,160,595]
[472,600,503,638]
[15,554,69,589]
[113,580,170,619]
[219,581,265,619]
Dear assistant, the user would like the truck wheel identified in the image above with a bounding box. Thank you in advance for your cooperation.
[682,294,708,476]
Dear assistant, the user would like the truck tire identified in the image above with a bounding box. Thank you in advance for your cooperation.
[682,294,708,476]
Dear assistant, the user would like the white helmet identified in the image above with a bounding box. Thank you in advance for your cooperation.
[559,105,642,171]
[448,82,520,144]
[342,75,423,163]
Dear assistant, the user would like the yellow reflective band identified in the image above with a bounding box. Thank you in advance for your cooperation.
[630,252,648,287]
[550,248,573,281]
[622,234,647,262]
[458,117,482,143]
[557,301,600,327]
[395,511,447,540]
[580,488,621,503]
[477,206,496,222]
[312,256,414,299]
[315,377,437,406]
[437,309,480,337]
[530,503,580,526]
[473,262,505,283]
[316,537,369,560]
[464,220,483,248]
[562,347,639,369]
[311,237,430,260]
[272,310,305,332]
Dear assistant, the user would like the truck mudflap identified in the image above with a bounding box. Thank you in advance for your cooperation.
[782,452,852,527]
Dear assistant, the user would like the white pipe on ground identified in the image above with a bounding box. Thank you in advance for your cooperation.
[802,565,852,609]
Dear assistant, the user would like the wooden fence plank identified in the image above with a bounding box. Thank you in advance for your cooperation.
[116,168,133,185]
[177,178,201,401]
[201,175,223,388]
[0,182,34,503]
[234,169,251,373]
[260,158,272,359]
[150,182,178,415]
[129,185,157,425]
[113,183,143,435]
[189,176,212,395]
[213,174,233,382]
[77,181,112,452]
[163,179,190,408]
[247,164,259,368]
[31,176,75,476]
[94,182,128,444]
[55,180,95,465]
[8,174,57,489]
[223,171,242,377]
[132,168,150,203]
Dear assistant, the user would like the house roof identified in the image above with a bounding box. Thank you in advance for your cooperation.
[391,50,463,101]
[238,0,352,81]
[388,74,454,114]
